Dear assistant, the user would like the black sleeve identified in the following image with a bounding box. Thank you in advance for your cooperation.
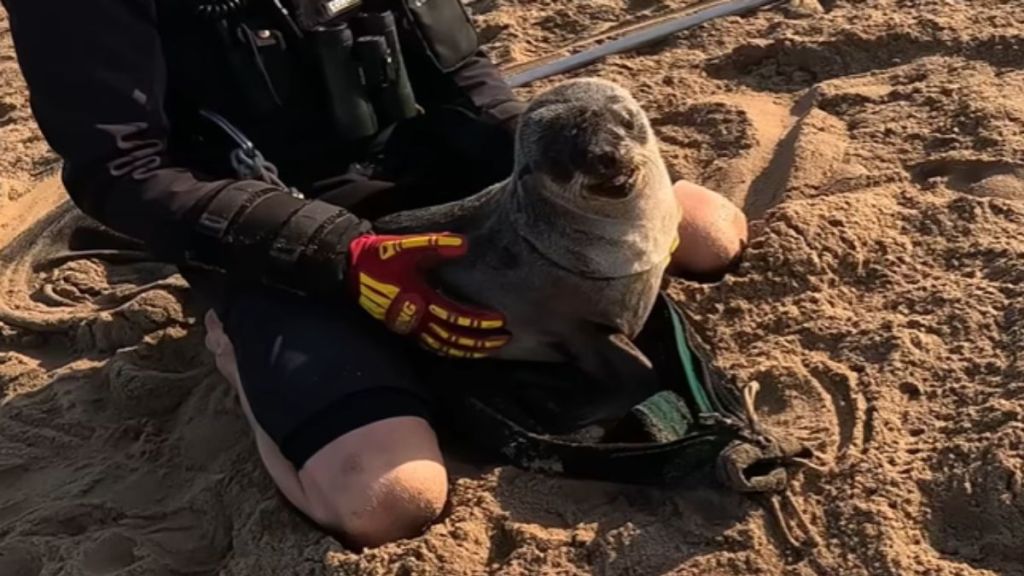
[388,0,525,132]
[3,0,370,298]
[447,50,527,132]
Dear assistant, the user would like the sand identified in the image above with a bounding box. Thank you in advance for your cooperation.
[1,0,1023,574]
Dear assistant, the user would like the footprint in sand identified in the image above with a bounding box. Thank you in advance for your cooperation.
[923,451,1024,573]
[132,508,233,574]
[909,158,1024,202]
[743,349,867,463]
[106,335,208,419]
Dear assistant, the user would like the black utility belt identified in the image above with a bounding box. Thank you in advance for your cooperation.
[187,0,481,151]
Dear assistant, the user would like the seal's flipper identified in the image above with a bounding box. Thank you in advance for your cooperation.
[608,332,654,370]
[373,183,505,235]
[569,330,663,423]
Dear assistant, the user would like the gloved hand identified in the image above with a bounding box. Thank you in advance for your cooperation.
[348,232,511,359]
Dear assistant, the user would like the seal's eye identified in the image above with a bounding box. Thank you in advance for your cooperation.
[613,106,650,144]
[612,107,637,133]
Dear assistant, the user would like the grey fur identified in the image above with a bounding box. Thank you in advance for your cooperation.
[376,78,681,390]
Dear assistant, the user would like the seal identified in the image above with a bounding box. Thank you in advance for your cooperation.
[376,78,682,392]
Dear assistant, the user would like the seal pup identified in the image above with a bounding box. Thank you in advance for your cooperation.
[376,78,681,393]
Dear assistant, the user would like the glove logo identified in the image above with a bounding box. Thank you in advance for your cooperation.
[390,298,421,335]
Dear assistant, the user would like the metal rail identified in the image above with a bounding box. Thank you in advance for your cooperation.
[505,0,781,88]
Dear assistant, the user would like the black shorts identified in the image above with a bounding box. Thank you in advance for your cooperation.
[219,285,434,468]
[199,108,515,469]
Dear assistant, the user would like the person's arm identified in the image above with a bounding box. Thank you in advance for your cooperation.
[4,0,512,357]
[3,0,368,298]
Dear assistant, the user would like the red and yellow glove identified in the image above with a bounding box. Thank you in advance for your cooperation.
[347,232,511,359]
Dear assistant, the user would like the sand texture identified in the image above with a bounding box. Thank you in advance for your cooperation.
[2,1,1023,574]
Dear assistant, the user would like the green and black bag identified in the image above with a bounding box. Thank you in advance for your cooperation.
[432,292,813,494]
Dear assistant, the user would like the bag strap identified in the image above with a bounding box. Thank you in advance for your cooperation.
[456,393,738,485]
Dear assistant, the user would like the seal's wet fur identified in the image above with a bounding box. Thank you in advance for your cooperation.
[376,78,681,397]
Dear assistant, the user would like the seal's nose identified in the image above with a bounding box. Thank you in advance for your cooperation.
[572,136,639,199]
[583,147,638,199]
[572,136,631,177]
[593,150,626,178]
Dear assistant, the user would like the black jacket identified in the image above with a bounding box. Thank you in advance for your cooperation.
[4,0,523,298]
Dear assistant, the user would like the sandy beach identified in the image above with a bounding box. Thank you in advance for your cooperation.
[1,1,1023,574]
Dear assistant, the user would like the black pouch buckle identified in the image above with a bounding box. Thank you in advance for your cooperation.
[399,0,479,72]
[293,0,363,30]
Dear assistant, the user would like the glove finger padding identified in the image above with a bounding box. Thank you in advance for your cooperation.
[420,303,511,358]
[373,232,468,265]
[418,327,510,358]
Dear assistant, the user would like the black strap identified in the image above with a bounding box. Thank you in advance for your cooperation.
[268,201,349,270]
[190,182,277,267]
[290,211,370,295]
[456,395,738,485]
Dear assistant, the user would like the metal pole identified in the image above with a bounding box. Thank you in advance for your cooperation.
[506,0,780,88]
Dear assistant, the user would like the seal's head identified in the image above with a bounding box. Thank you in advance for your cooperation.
[514,78,671,219]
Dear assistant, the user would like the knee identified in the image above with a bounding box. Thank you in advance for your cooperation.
[309,458,448,548]
[669,180,748,278]
[299,419,448,548]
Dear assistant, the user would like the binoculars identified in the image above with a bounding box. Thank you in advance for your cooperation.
[308,10,419,141]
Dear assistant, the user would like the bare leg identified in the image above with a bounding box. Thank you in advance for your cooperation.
[204,311,448,548]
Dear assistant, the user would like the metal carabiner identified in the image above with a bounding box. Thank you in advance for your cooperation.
[198,109,258,159]
[197,109,304,198]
